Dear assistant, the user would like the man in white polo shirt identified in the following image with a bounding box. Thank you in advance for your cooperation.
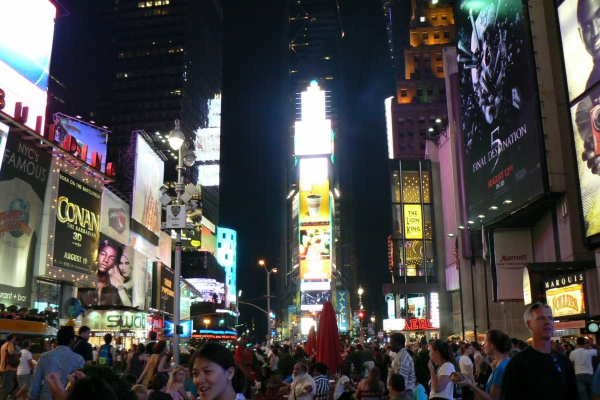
[570,336,597,400]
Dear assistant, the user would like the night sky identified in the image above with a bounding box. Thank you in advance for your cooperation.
[220,0,395,338]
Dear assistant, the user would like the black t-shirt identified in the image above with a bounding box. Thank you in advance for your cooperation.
[499,346,578,400]
[72,336,93,363]
[146,341,157,355]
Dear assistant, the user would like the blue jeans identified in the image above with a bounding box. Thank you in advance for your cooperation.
[576,373,594,400]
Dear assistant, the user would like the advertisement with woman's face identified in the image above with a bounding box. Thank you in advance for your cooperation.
[77,235,147,308]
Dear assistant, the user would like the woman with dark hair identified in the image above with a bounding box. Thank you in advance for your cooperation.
[455,330,511,400]
[458,344,474,400]
[427,340,459,399]
[190,343,246,400]
[138,340,173,387]
[334,361,357,400]
[44,371,117,400]
[355,367,385,400]
[127,343,148,379]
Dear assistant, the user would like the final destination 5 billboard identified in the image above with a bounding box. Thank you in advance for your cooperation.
[456,0,546,222]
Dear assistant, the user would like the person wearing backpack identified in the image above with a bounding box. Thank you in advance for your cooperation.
[98,334,116,366]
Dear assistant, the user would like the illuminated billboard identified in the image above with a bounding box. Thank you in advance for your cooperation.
[455,0,545,223]
[300,289,331,311]
[545,273,586,317]
[164,320,193,338]
[132,135,164,238]
[403,204,423,239]
[299,178,330,225]
[101,189,130,246]
[0,131,52,307]
[53,115,108,172]
[53,172,102,275]
[186,278,225,303]
[195,127,220,162]
[152,262,175,315]
[294,81,333,156]
[199,164,219,186]
[300,226,331,280]
[570,87,600,239]
[77,234,148,308]
[0,0,56,132]
[558,0,600,102]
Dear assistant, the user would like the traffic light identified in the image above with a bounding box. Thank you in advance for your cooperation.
[358,311,365,320]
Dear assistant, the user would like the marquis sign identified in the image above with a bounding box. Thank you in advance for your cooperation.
[545,273,586,317]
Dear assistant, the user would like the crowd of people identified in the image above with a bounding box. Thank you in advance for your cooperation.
[1,302,600,400]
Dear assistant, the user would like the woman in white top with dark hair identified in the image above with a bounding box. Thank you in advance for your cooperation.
[427,340,459,400]
[458,343,474,400]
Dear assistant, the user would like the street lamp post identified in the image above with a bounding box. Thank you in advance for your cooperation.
[357,285,364,336]
[259,260,277,343]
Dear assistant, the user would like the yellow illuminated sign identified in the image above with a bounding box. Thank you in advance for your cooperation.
[404,204,423,239]
[546,284,585,317]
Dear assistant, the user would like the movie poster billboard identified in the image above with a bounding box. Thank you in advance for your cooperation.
[558,0,600,102]
[101,189,130,245]
[0,0,56,132]
[0,132,52,306]
[132,135,163,238]
[299,226,331,280]
[455,0,545,223]
[53,172,101,275]
[570,86,600,238]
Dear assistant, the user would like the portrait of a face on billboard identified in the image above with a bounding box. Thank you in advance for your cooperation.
[559,0,600,101]
[456,0,545,222]
[78,234,143,307]
[570,85,600,238]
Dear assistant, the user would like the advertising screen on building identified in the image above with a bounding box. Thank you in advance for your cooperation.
[455,0,545,223]
[53,115,108,172]
[101,189,130,245]
[558,0,600,102]
[299,179,330,225]
[570,87,600,239]
[164,320,193,338]
[53,172,102,275]
[77,234,147,308]
[294,82,333,156]
[152,262,175,315]
[300,226,331,280]
[0,0,56,132]
[493,228,534,300]
[195,127,220,162]
[186,278,225,303]
[0,132,52,307]
[403,204,423,239]
[199,164,219,187]
[545,273,586,317]
[132,135,163,238]
[336,290,349,332]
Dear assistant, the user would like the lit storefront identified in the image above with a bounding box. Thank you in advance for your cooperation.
[83,309,148,349]
[383,292,440,343]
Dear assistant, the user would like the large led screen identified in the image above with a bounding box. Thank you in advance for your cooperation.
[132,135,164,237]
[0,0,56,132]
[558,0,600,102]
[570,86,600,238]
[78,234,147,308]
[53,172,102,275]
[100,189,130,245]
[0,132,52,307]
[53,115,107,172]
[456,0,545,222]
[299,179,330,225]
[299,226,331,280]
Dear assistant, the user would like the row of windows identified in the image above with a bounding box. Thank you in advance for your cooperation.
[398,142,426,151]
[421,31,450,40]
[116,66,183,79]
[111,110,181,124]
[118,46,184,59]
[125,7,170,18]
[138,0,169,7]
[430,14,448,21]
[414,53,443,62]
[398,130,427,138]
[399,86,446,97]
[410,66,444,74]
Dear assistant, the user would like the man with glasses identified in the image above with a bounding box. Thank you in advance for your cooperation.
[500,302,578,399]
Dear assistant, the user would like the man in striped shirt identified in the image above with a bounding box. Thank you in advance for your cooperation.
[311,363,330,396]
[389,333,416,398]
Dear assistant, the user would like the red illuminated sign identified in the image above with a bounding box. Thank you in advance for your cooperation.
[404,318,436,331]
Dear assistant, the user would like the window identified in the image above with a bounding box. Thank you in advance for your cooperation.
[218,243,222,248]
[419,116,425,124]
[400,89,408,97]
[434,32,440,39]
[432,14,438,21]
[441,14,447,20]
[440,86,446,95]
[416,88,423,96]
[399,132,405,138]
[414,55,420,62]
[407,117,413,124]
[398,118,405,125]
[408,143,415,150]
[400,144,406,151]
[424,53,430,61]
[427,88,434,95]
[437,66,443,73]
[422,33,429,40]
[444,31,450,38]
[420,142,426,150]
[408,131,414,138]
[419,129,426,137]
[436,53,442,61]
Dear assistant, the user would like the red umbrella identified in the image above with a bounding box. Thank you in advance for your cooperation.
[316,301,342,375]
[306,325,317,357]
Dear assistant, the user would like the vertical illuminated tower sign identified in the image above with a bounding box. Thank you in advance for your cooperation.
[295,81,334,319]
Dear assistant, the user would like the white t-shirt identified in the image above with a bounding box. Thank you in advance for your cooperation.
[569,348,597,375]
[459,355,473,375]
[17,349,32,375]
[334,375,350,400]
[429,362,455,399]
